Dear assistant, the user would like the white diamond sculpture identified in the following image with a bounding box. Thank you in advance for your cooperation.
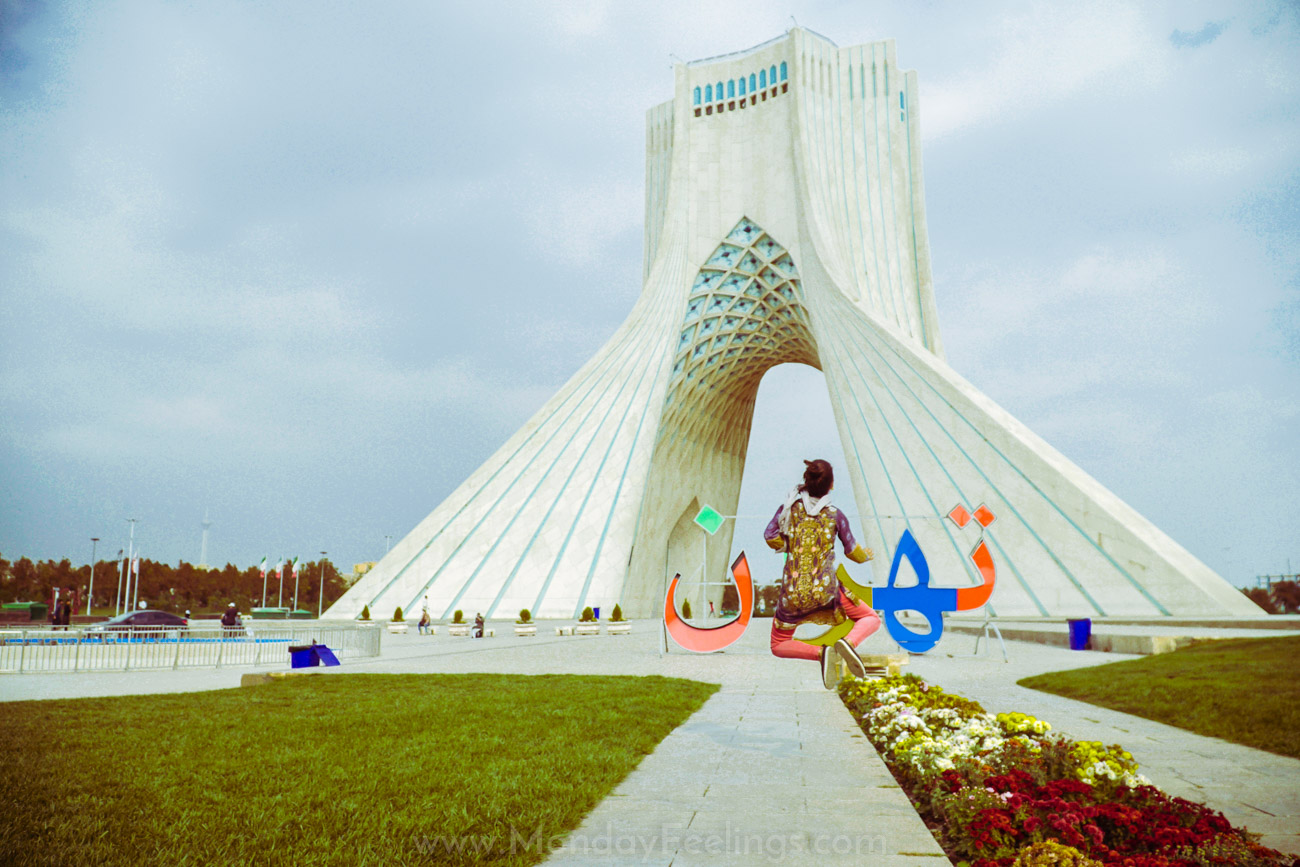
[328,29,1259,621]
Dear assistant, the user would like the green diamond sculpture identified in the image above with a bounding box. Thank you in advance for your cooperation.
[694,504,725,535]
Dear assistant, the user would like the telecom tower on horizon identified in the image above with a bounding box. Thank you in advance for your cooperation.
[328,28,1259,622]
[199,510,211,570]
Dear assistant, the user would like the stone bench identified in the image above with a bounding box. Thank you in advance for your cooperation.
[840,652,909,679]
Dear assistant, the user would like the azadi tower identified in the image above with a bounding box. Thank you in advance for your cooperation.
[329,29,1258,622]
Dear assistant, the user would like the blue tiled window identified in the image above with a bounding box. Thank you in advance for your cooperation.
[780,61,788,81]
[694,86,701,105]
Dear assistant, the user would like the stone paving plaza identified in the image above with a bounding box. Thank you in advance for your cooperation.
[2,621,1297,865]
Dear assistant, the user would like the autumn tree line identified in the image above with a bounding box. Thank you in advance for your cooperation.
[1,549,1292,618]
[0,553,351,617]
[1242,581,1300,614]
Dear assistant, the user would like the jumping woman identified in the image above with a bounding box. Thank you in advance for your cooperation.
[764,459,881,688]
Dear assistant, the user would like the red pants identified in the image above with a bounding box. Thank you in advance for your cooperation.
[770,589,881,660]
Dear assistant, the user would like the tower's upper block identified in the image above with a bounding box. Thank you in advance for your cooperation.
[646,29,942,356]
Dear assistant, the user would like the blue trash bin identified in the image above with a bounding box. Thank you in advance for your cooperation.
[1067,619,1091,651]
[593,607,600,620]
[289,644,319,668]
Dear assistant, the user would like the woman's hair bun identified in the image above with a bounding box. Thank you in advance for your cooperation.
[801,459,834,498]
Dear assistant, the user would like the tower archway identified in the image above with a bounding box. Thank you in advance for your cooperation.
[624,218,818,615]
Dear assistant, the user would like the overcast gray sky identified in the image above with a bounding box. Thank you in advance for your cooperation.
[1,0,1296,589]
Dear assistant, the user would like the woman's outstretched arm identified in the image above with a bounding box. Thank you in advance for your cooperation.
[835,511,873,562]
[763,505,786,551]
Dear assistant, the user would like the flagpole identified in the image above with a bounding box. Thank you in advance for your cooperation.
[277,560,284,608]
[292,559,300,612]
[132,553,141,611]
[260,558,268,608]
[88,537,99,617]
[318,552,327,618]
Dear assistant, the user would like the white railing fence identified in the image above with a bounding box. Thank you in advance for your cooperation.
[0,622,382,674]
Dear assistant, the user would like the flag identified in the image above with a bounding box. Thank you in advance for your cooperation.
[292,557,301,579]
[132,556,140,575]
[259,557,267,577]
[275,559,284,579]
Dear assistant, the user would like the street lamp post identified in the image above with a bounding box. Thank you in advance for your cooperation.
[88,538,99,617]
[115,550,125,615]
[318,552,328,618]
[123,518,137,614]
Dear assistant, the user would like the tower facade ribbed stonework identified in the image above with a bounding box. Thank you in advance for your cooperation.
[328,29,1259,622]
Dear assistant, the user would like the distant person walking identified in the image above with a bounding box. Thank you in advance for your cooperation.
[51,590,72,629]
[221,602,242,637]
[764,459,880,688]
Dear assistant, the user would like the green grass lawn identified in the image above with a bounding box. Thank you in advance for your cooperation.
[0,673,718,866]
[1018,635,1300,758]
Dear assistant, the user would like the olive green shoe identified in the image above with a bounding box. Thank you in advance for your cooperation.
[820,646,840,690]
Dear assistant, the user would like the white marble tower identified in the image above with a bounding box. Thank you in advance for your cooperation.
[327,29,1259,622]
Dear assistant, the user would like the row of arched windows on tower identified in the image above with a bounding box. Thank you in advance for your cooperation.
[693,61,788,107]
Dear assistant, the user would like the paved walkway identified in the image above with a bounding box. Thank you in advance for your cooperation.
[2,620,1296,862]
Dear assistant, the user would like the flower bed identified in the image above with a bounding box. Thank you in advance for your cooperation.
[839,674,1293,867]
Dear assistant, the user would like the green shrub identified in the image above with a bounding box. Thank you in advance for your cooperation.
[518,609,532,624]
[1012,841,1103,867]
[610,604,625,622]
[392,606,404,623]
[681,599,692,620]
[360,605,370,621]
[453,609,464,624]
[580,606,596,623]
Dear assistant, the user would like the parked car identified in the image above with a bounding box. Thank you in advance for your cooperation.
[85,610,189,637]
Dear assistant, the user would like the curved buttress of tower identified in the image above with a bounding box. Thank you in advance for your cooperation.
[325,237,690,621]
[329,28,1260,623]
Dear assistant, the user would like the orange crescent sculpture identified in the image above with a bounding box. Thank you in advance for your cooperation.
[664,552,754,652]
[955,538,996,610]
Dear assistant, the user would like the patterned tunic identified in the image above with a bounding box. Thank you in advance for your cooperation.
[764,500,861,629]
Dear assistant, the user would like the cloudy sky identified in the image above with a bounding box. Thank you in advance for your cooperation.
[1,0,1296,589]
